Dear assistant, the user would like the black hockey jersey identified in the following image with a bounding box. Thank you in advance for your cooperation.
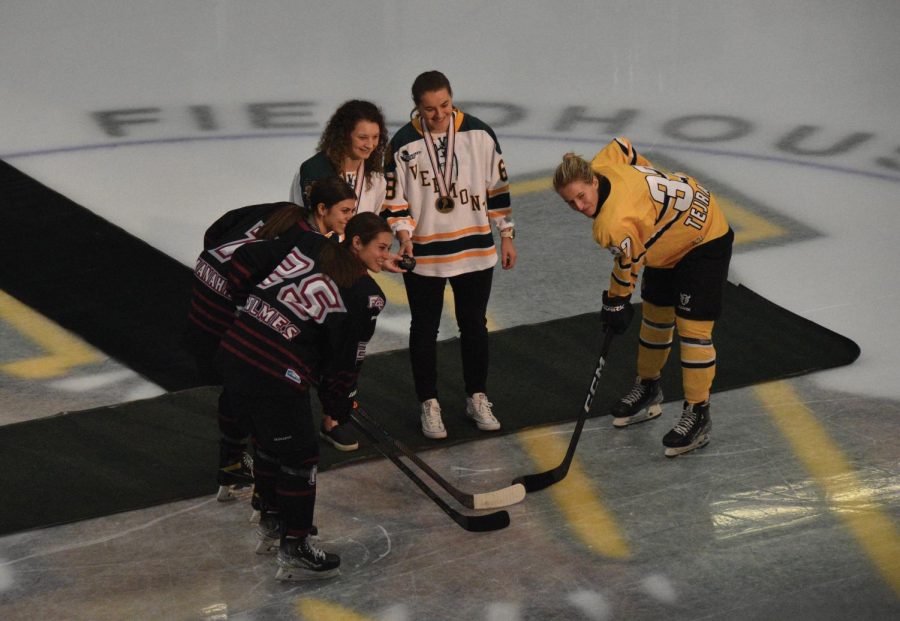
[219,232,385,420]
[185,202,310,360]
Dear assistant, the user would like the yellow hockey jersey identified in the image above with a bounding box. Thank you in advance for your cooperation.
[590,137,730,298]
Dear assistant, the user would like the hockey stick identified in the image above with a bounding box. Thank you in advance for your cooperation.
[353,405,526,510]
[349,412,510,532]
[512,329,615,493]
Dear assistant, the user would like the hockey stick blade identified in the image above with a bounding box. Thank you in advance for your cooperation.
[351,417,510,532]
[513,462,571,493]
[512,330,616,494]
[353,407,526,510]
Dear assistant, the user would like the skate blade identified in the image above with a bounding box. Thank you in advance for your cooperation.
[613,404,663,428]
[255,537,279,555]
[664,434,710,458]
[275,566,340,582]
[217,485,237,502]
[217,484,253,502]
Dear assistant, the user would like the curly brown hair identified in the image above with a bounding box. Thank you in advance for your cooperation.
[317,100,388,189]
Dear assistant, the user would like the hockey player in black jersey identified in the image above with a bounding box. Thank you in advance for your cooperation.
[185,178,361,503]
[218,212,398,581]
[185,200,313,501]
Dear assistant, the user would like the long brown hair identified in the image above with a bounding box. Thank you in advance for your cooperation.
[318,212,391,288]
[317,100,388,187]
[254,202,306,240]
[257,178,355,239]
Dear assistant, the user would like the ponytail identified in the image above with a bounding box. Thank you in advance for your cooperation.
[552,153,594,192]
[255,202,309,240]
[318,212,391,288]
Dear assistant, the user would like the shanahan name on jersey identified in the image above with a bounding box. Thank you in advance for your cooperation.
[383,110,513,278]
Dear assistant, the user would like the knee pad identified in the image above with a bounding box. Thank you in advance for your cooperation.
[639,302,675,348]
[254,447,279,475]
[278,442,320,487]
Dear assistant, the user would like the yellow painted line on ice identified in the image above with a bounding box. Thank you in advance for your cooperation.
[0,290,102,379]
[518,427,631,559]
[511,176,553,196]
[371,272,408,306]
[756,381,900,597]
[718,197,787,246]
[297,598,375,621]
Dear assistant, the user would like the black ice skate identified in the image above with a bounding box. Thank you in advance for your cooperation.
[611,376,664,428]
[255,511,282,555]
[216,450,254,502]
[256,512,318,554]
[275,535,340,581]
[662,401,711,457]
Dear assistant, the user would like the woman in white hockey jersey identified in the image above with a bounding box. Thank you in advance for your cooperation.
[382,70,517,439]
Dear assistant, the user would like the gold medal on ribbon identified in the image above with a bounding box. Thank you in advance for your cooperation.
[435,196,455,213]
[422,111,457,215]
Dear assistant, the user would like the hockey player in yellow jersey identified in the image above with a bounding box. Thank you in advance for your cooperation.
[553,137,734,457]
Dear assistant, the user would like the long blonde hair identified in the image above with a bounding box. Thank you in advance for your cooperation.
[552,153,594,192]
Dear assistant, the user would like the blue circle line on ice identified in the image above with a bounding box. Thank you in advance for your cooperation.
[3,131,899,185]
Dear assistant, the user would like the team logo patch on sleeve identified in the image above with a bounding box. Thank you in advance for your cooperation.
[356,341,369,362]
[368,295,385,311]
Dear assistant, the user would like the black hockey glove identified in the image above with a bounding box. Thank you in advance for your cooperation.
[331,403,351,426]
[600,291,634,335]
[320,385,357,425]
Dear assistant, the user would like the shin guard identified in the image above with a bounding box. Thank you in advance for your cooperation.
[676,317,717,404]
[252,447,280,513]
[637,302,675,380]
[277,448,319,539]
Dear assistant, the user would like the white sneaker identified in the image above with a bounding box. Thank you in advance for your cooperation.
[466,393,501,431]
[420,398,447,439]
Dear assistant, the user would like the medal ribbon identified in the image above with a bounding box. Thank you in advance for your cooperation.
[421,111,456,203]
[345,160,365,210]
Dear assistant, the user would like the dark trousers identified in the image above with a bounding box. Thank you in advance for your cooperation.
[194,353,251,462]
[403,267,494,402]
[228,389,319,538]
